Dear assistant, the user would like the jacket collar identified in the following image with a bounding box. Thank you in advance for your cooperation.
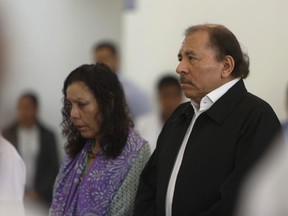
[174,79,247,124]
[205,79,247,124]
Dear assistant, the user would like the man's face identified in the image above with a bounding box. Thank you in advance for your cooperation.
[176,31,226,104]
[17,96,37,128]
[94,48,118,73]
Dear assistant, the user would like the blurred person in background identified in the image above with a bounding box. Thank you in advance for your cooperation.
[234,84,288,216]
[0,11,26,216]
[0,135,26,215]
[135,74,183,152]
[93,41,151,119]
[2,92,60,213]
[282,83,288,142]
[234,85,288,216]
[50,63,150,216]
[235,134,287,216]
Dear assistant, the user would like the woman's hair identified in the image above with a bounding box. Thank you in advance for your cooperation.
[61,63,133,159]
[185,24,250,79]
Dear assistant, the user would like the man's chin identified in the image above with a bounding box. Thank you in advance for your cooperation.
[182,89,193,97]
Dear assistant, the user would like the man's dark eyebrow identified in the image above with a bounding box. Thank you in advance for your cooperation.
[184,50,196,56]
[178,49,196,59]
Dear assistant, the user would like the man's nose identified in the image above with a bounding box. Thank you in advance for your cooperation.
[176,60,189,74]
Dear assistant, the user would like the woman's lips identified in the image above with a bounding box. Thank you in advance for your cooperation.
[76,125,85,131]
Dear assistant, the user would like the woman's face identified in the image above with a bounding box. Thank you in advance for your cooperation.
[66,81,101,139]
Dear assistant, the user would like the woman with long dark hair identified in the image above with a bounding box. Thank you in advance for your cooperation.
[50,63,150,216]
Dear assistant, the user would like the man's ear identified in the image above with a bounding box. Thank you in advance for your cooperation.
[221,55,235,78]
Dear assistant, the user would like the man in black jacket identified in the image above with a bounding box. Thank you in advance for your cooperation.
[134,24,282,216]
[2,92,59,212]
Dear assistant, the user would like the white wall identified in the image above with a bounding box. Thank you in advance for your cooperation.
[122,0,288,122]
[1,0,287,147]
[0,0,123,154]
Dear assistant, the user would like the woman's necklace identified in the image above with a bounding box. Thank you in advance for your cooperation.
[81,142,100,181]
[88,142,100,159]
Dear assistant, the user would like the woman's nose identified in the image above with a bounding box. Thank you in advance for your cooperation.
[70,106,79,119]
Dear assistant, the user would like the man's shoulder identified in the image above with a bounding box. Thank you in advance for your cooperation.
[2,122,17,133]
[220,80,276,116]
[244,92,277,115]
[37,122,57,138]
[1,123,18,142]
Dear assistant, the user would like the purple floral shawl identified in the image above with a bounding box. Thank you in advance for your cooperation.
[50,129,146,216]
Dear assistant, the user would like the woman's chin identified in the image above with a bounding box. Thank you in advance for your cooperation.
[80,132,94,139]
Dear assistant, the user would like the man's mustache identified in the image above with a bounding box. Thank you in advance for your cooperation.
[179,75,194,85]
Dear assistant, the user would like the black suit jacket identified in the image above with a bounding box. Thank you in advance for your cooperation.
[134,80,282,216]
[2,121,60,207]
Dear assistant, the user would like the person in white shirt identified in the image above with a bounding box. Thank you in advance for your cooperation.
[135,74,183,152]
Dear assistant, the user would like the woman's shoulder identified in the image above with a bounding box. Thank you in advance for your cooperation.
[120,128,150,157]
[121,129,151,168]
[127,128,148,147]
